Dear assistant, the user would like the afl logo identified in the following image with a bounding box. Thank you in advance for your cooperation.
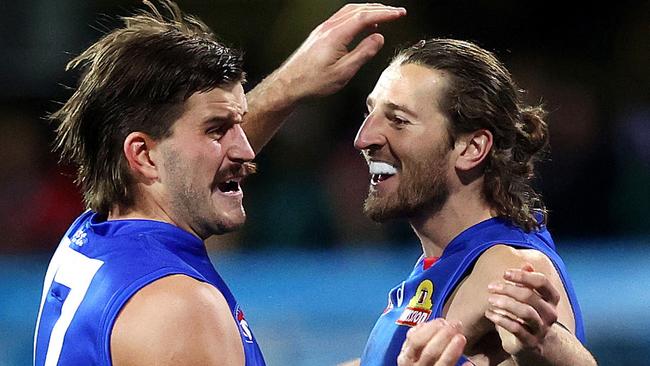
[396,280,434,327]
[236,307,254,343]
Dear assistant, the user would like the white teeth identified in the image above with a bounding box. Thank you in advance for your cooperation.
[369,161,397,175]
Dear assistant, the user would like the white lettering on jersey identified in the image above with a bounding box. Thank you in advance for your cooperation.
[240,318,253,343]
[33,237,103,366]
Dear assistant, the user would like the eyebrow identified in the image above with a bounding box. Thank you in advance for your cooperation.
[201,116,232,129]
[367,97,418,117]
[201,108,246,126]
[385,102,418,117]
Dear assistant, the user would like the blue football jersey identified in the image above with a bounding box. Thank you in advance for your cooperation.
[360,217,585,366]
[34,211,266,366]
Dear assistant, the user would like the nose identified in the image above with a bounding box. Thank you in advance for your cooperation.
[226,124,256,162]
[354,113,386,151]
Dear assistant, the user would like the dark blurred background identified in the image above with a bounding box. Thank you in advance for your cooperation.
[1,0,649,251]
[0,0,648,365]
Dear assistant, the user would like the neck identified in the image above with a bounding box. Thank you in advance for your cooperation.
[108,191,201,240]
[108,204,168,222]
[409,192,495,257]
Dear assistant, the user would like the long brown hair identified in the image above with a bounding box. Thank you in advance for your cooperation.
[394,39,549,231]
[52,1,244,215]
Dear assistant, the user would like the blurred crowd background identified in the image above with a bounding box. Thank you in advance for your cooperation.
[0,0,648,365]
[1,0,649,252]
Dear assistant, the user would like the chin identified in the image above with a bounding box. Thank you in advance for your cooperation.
[199,210,247,237]
[363,194,402,222]
[202,219,244,237]
[218,221,245,234]
[222,212,247,230]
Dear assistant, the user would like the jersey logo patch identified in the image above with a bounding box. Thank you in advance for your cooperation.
[70,229,88,247]
[236,307,254,343]
[396,280,434,327]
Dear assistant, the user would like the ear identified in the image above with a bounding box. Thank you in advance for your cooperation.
[123,132,160,180]
[454,129,493,171]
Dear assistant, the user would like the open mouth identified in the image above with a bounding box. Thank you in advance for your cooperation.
[371,173,395,185]
[216,180,241,193]
[369,161,397,186]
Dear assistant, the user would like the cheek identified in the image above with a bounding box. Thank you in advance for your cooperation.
[401,140,451,174]
[393,138,428,165]
[178,142,224,180]
[210,140,226,164]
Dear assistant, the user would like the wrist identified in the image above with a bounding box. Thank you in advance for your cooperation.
[512,329,557,366]
[242,66,305,153]
[267,63,308,107]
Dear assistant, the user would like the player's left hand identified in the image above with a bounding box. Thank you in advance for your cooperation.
[274,3,406,102]
[484,263,560,357]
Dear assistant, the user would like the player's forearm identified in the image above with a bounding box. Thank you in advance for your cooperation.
[242,68,302,153]
[513,325,596,366]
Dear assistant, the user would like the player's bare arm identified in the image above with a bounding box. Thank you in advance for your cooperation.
[486,261,597,366]
[242,3,406,153]
[443,245,594,366]
[111,275,245,366]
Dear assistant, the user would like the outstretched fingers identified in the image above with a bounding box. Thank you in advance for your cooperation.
[323,4,406,46]
[323,5,405,87]
[335,33,385,79]
[274,3,406,99]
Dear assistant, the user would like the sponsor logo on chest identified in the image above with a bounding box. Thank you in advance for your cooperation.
[396,279,434,327]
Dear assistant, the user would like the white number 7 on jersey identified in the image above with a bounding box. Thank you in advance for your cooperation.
[34,239,103,366]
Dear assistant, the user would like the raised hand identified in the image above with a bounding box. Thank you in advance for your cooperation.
[277,3,407,101]
[244,3,406,152]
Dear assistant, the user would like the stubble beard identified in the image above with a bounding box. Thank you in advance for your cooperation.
[172,181,240,238]
[363,147,451,223]
[163,150,241,239]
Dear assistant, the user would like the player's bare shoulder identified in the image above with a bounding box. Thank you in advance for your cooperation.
[478,245,562,289]
[474,245,557,277]
[110,274,245,366]
[443,246,529,341]
[447,245,529,310]
[475,244,576,332]
[444,245,566,336]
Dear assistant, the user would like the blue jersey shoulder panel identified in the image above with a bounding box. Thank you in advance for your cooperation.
[360,217,585,366]
[34,212,266,366]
